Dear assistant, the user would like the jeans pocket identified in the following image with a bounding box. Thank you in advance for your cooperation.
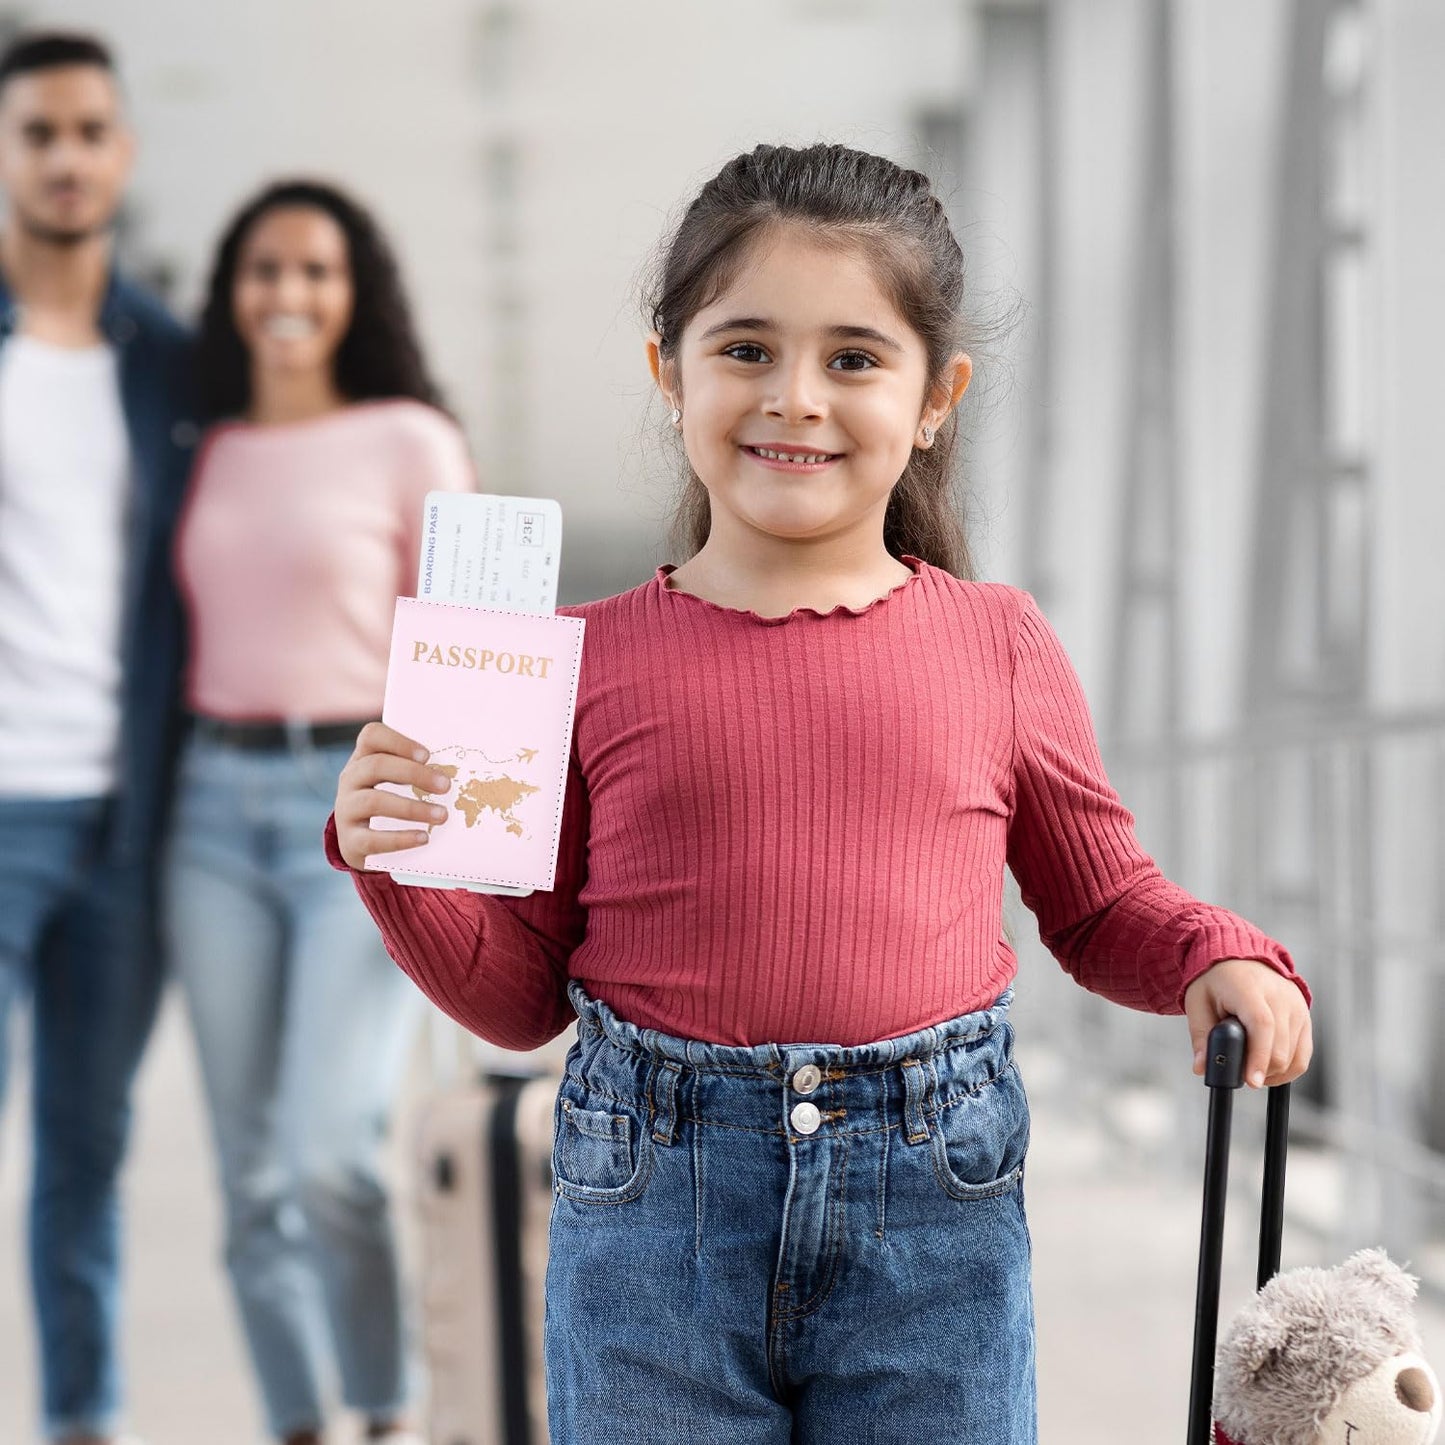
[929,1065,1030,1201]
[552,1089,652,1204]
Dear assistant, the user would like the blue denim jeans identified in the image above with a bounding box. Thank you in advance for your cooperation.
[0,795,164,1441]
[163,733,420,1438]
[546,983,1036,1444]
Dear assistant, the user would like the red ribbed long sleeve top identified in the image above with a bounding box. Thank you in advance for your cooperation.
[328,559,1307,1049]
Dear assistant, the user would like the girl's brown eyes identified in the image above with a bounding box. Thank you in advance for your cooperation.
[830,350,879,371]
[719,344,880,371]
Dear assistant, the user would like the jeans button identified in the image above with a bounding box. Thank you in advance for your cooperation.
[792,1064,822,1095]
[790,1101,821,1135]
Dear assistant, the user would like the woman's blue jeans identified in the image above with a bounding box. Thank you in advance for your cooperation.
[547,982,1037,1444]
[163,732,420,1437]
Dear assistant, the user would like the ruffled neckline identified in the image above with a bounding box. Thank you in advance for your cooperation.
[655,556,926,626]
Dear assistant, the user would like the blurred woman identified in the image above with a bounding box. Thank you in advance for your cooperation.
[166,180,473,1445]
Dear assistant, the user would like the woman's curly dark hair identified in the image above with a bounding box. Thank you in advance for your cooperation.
[195,179,446,421]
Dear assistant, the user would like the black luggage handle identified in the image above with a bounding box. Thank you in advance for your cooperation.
[1186,1018,1292,1445]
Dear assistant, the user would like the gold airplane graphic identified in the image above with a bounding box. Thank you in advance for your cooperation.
[516,747,538,764]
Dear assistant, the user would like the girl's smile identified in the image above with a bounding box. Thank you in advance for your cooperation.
[741,442,843,471]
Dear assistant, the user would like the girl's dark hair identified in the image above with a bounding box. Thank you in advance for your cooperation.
[648,142,974,578]
[196,179,445,421]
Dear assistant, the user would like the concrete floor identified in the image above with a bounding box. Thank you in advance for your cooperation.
[3,997,1442,1444]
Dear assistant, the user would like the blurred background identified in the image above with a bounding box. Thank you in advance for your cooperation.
[2,0,1444,1440]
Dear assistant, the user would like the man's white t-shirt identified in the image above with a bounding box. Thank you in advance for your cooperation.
[0,333,130,798]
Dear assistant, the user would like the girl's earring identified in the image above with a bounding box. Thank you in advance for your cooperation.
[671,407,683,429]
[921,424,935,446]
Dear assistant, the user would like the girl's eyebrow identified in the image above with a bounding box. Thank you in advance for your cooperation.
[699,317,905,353]
[830,324,904,353]
[699,316,772,341]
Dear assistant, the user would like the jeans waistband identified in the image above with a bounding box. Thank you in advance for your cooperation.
[564,982,1016,1141]
[568,980,1012,1071]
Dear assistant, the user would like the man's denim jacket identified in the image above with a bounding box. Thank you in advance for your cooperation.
[0,266,198,888]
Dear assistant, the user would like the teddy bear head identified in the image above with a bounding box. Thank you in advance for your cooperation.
[1213,1249,1441,1445]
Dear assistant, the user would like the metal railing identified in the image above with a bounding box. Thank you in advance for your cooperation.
[1011,707,1445,1295]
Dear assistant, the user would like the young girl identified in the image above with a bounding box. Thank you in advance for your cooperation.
[329,144,1311,1443]
[168,180,472,1445]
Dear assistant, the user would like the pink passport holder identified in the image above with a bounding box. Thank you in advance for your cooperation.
[366,596,585,892]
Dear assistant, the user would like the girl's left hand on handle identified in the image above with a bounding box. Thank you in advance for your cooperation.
[1182,958,1313,1089]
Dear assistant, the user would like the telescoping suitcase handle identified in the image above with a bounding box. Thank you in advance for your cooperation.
[1186,1017,1292,1445]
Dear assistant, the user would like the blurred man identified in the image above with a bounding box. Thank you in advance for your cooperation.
[0,32,195,1445]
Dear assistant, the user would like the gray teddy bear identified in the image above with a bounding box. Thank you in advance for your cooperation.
[1213,1249,1440,1445]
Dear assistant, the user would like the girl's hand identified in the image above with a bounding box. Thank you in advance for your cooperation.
[333,722,455,871]
[1182,958,1313,1088]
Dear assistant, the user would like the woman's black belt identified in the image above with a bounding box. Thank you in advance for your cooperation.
[189,716,373,751]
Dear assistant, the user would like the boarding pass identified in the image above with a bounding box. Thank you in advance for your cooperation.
[394,491,565,896]
[417,491,562,613]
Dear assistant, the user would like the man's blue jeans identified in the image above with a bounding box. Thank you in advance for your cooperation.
[546,983,1037,1444]
[0,795,164,1441]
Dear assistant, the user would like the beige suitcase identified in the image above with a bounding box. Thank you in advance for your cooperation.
[414,1048,561,1445]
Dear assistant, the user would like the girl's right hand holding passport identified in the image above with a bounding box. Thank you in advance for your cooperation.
[334,721,453,870]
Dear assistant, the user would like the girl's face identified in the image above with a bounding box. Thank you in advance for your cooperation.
[232,205,354,380]
[656,226,964,552]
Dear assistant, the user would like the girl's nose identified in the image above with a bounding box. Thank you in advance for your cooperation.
[764,363,826,422]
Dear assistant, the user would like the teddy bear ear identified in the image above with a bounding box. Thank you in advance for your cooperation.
[1340,1248,1419,1304]
[1231,1312,1291,1378]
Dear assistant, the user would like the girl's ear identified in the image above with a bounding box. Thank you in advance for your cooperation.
[917,352,973,448]
[646,332,681,411]
[944,351,974,409]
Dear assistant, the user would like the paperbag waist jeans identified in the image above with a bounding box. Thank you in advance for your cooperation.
[545,981,1037,1445]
